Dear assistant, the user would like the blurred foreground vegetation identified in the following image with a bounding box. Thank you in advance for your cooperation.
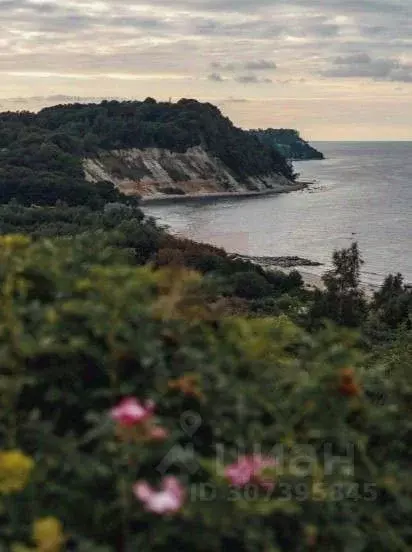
[0,197,410,551]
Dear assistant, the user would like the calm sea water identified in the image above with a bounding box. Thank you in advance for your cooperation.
[143,142,412,285]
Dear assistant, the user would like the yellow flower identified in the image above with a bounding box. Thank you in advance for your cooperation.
[0,450,34,494]
[33,517,65,552]
[0,234,31,251]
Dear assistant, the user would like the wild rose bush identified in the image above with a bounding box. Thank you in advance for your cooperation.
[0,235,411,551]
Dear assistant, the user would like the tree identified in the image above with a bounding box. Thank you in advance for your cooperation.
[366,273,412,338]
[310,243,367,327]
[230,271,273,299]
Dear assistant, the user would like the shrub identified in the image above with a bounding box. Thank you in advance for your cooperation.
[0,235,411,551]
[155,247,186,267]
[265,269,304,294]
[365,274,412,340]
[229,271,273,299]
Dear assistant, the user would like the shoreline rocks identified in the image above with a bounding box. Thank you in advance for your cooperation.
[230,254,323,268]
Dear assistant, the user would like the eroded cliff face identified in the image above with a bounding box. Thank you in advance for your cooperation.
[83,146,294,198]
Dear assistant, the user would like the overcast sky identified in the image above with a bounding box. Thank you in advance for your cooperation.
[1,0,411,139]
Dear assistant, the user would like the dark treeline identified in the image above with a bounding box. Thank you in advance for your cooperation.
[0,99,295,208]
[249,128,325,160]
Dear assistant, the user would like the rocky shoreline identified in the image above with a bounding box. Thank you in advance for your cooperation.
[231,253,323,268]
[232,254,380,297]
[139,181,310,204]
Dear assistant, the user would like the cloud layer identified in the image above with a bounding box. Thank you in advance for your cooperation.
[323,53,412,82]
[1,0,411,138]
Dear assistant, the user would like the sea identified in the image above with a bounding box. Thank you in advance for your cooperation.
[143,142,412,286]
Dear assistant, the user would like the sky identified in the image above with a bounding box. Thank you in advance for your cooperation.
[1,0,411,140]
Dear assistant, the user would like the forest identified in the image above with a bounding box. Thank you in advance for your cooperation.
[0,101,411,552]
[250,128,325,160]
[0,99,295,208]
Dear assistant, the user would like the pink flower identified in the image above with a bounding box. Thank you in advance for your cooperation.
[225,454,277,490]
[133,476,186,515]
[110,397,155,427]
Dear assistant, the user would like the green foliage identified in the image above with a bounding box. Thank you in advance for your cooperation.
[0,236,411,551]
[249,129,324,160]
[151,234,304,301]
[0,114,137,209]
[0,100,295,210]
[0,203,304,312]
[0,203,408,343]
[265,269,304,294]
[309,243,368,328]
[0,203,160,265]
[228,271,273,299]
[365,274,412,341]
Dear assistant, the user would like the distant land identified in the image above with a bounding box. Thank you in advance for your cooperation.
[0,98,322,202]
[249,128,325,160]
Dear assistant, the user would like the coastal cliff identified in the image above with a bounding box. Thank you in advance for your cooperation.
[83,145,297,198]
[78,98,299,198]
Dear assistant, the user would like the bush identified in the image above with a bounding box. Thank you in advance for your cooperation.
[0,235,411,551]
[229,271,273,299]
[265,269,304,294]
[365,274,412,340]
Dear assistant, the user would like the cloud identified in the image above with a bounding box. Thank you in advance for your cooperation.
[244,60,277,71]
[235,75,272,84]
[322,53,412,82]
[235,75,259,84]
[211,60,276,72]
[208,73,225,82]
[389,68,412,83]
[334,53,372,64]
[1,0,412,140]
[2,0,411,82]
[211,62,237,72]
[309,23,340,37]
[222,97,250,103]
[156,0,411,16]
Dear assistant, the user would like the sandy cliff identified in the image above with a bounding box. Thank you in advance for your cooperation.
[83,146,296,199]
